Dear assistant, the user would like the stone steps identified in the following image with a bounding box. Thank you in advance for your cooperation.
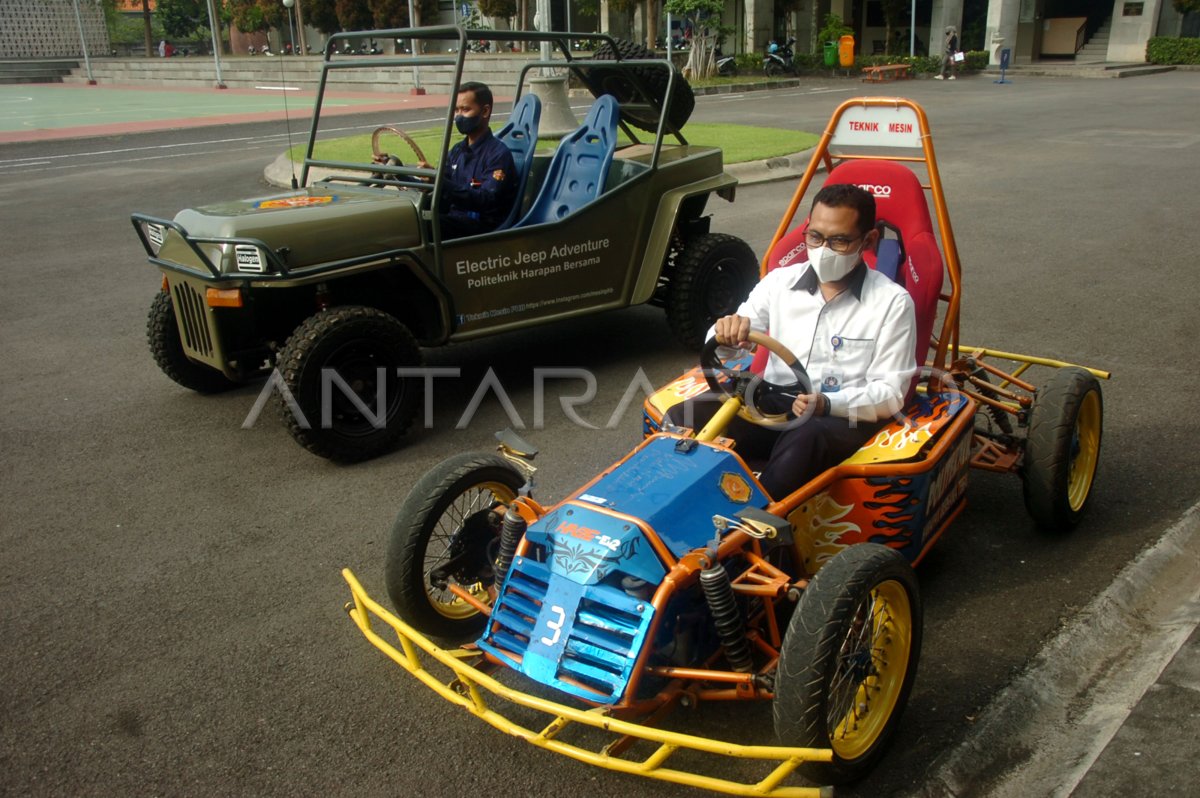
[0,59,79,84]
[1076,18,1112,63]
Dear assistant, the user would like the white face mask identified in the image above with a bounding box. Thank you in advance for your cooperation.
[808,244,863,283]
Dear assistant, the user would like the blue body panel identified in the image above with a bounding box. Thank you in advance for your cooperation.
[477,436,766,704]
[569,436,769,559]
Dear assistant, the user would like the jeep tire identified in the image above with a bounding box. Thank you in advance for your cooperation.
[276,306,423,462]
[147,291,239,394]
[590,38,695,132]
[666,233,758,351]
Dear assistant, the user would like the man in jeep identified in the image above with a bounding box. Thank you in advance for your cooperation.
[418,81,518,238]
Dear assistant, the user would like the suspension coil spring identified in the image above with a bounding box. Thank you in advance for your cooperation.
[494,506,527,581]
[699,562,754,673]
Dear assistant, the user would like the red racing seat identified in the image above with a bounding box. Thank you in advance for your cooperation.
[759,159,945,369]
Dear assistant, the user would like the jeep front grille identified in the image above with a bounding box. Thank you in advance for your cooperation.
[172,282,214,358]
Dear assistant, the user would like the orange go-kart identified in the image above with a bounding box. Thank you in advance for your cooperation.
[343,97,1109,797]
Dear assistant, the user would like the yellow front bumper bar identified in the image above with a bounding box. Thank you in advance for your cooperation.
[343,568,835,798]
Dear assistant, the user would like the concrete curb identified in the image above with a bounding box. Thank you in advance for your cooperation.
[263,147,817,189]
[919,501,1200,798]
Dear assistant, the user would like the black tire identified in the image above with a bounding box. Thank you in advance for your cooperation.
[276,306,423,463]
[385,452,526,639]
[589,38,695,132]
[764,60,783,78]
[774,544,922,784]
[146,291,239,394]
[666,233,758,351]
[1022,367,1103,531]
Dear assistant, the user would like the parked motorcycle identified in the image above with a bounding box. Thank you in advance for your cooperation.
[715,47,738,77]
[763,37,797,77]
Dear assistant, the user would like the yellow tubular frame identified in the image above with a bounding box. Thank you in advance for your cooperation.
[343,569,835,798]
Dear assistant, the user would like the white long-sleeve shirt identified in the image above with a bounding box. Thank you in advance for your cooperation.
[711,262,918,423]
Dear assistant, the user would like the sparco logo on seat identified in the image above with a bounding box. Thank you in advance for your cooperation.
[857,183,892,198]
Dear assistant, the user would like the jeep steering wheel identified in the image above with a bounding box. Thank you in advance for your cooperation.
[369,127,429,189]
[699,331,811,426]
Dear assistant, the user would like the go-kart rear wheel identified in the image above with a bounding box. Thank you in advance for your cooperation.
[1022,367,1103,531]
[666,233,758,351]
[774,544,922,785]
[589,38,695,132]
[385,452,526,640]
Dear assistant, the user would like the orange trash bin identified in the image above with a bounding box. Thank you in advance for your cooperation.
[838,34,855,68]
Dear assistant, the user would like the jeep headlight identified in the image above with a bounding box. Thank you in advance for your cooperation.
[146,223,166,254]
[234,244,266,273]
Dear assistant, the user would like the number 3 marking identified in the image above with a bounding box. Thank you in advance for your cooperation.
[540,605,565,646]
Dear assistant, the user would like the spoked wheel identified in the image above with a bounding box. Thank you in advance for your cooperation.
[1022,367,1103,530]
[774,543,922,784]
[369,127,427,187]
[371,126,426,165]
[385,452,527,639]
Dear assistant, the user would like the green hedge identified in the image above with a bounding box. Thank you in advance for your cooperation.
[1147,37,1200,64]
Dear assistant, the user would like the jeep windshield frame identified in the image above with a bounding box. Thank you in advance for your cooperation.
[301,26,689,250]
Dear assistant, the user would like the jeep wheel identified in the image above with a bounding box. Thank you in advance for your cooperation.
[1022,367,1103,531]
[590,38,695,132]
[147,291,238,394]
[277,306,423,462]
[774,543,922,784]
[386,452,526,639]
[666,233,758,351]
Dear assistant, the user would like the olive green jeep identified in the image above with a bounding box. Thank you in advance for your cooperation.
[132,27,758,462]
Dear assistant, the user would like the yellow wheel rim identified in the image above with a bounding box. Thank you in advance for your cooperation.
[1067,390,1101,513]
[827,579,913,761]
[424,480,517,620]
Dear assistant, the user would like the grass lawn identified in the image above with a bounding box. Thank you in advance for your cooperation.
[291,122,817,166]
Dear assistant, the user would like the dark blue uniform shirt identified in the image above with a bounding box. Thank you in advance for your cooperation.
[440,129,517,237]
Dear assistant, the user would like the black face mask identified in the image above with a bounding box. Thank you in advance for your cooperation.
[455,114,482,135]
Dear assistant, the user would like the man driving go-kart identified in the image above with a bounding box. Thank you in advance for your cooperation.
[665,183,918,499]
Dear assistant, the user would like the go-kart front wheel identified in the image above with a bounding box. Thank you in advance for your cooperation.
[1022,367,1103,531]
[774,543,922,785]
[385,452,526,639]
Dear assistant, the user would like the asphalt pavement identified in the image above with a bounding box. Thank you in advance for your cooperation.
[0,69,1195,796]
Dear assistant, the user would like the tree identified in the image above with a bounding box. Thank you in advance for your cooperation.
[158,0,208,39]
[644,0,657,50]
[141,0,153,57]
[665,0,725,78]
[1173,0,1200,13]
[881,0,907,55]
[335,0,374,31]
[305,0,343,35]
[776,0,802,40]
[368,0,409,28]
[478,0,517,17]
[228,0,268,33]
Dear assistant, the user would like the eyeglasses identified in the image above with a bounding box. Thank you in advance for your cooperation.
[803,228,865,254]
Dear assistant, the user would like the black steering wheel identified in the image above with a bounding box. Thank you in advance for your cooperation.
[699,331,812,427]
